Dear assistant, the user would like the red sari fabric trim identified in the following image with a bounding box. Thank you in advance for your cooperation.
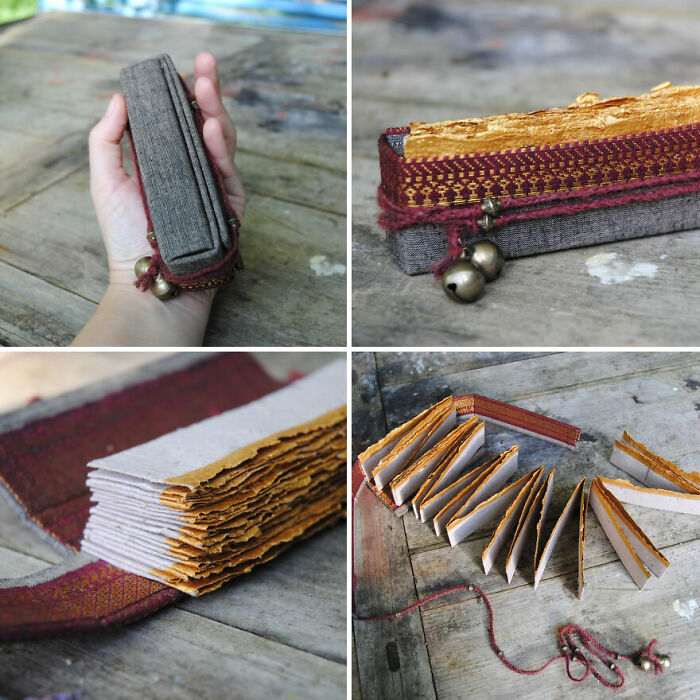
[0,354,281,641]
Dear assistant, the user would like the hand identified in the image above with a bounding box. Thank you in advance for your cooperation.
[73,53,244,347]
[88,51,245,286]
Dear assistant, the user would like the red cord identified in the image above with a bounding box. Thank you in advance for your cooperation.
[354,584,666,690]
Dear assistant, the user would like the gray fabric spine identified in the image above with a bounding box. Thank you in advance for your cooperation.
[387,192,700,275]
[383,132,700,275]
[120,54,228,275]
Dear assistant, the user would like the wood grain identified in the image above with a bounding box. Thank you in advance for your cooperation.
[353,351,700,699]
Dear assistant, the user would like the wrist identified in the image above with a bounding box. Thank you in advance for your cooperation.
[72,275,214,347]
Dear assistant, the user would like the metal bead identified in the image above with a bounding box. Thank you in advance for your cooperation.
[497,650,504,658]
[146,230,156,242]
[151,274,178,300]
[478,213,494,232]
[657,654,671,670]
[637,655,652,672]
[134,256,152,278]
[465,240,505,281]
[481,197,502,217]
[609,663,616,671]
[468,584,474,591]
[442,260,486,303]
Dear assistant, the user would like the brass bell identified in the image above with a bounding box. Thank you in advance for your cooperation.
[657,654,671,670]
[478,213,494,232]
[442,256,485,303]
[636,655,652,672]
[481,197,502,217]
[151,274,178,300]
[466,240,505,281]
[134,256,152,278]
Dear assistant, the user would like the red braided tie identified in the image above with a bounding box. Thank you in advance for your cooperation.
[354,584,667,690]
[376,170,700,278]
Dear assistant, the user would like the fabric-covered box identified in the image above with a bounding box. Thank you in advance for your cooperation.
[378,84,700,275]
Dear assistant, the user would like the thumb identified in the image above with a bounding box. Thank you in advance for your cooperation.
[89,94,129,194]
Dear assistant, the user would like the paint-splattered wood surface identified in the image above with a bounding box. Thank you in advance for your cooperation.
[0,11,346,346]
[353,351,700,699]
[352,0,700,346]
[0,352,346,700]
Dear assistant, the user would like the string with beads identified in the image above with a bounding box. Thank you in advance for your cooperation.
[354,584,670,690]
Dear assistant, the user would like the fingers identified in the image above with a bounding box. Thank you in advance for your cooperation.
[195,75,237,150]
[194,52,220,97]
[89,93,129,193]
[202,117,245,220]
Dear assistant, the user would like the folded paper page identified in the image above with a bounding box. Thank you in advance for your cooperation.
[578,483,590,600]
[391,417,482,506]
[410,418,485,515]
[589,477,668,590]
[505,470,553,583]
[357,397,451,479]
[595,480,670,579]
[373,399,455,490]
[433,456,501,535]
[610,432,700,494]
[599,477,700,516]
[421,457,493,528]
[482,467,543,574]
[534,478,585,589]
[446,447,519,546]
[447,463,534,548]
[81,360,347,596]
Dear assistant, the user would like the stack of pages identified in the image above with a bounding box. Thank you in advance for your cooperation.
[358,398,588,588]
[81,360,346,596]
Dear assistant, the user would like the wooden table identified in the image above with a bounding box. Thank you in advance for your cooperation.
[0,352,346,700]
[352,352,700,699]
[352,0,700,345]
[0,11,346,346]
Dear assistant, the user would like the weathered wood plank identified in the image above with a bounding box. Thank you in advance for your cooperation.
[0,607,345,700]
[352,351,387,461]
[418,537,699,700]
[0,545,56,578]
[0,260,97,346]
[374,351,700,429]
[353,484,437,700]
[0,351,170,413]
[178,524,347,664]
[0,169,346,346]
[352,0,700,346]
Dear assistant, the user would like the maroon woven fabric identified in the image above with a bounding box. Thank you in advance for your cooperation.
[0,353,282,642]
[379,122,700,207]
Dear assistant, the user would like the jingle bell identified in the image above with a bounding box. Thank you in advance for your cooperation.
[657,654,671,670]
[636,655,652,672]
[151,274,178,300]
[442,258,485,303]
[134,256,152,278]
[466,240,505,281]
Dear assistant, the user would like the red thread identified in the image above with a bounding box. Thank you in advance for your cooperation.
[497,178,700,227]
[354,584,667,690]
